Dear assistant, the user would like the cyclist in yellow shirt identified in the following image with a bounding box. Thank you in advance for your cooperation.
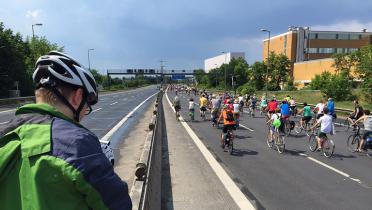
[199,94,209,118]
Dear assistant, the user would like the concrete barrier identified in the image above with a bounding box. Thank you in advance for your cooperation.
[130,91,164,210]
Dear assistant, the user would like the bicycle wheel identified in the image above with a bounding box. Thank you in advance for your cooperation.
[284,121,291,137]
[276,134,286,154]
[308,134,317,152]
[304,123,312,137]
[323,139,335,158]
[344,118,351,131]
[366,146,372,158]
[294,121,303,134]
[346,135,359,152]
[228,140,234,155]
[266,131,274,148]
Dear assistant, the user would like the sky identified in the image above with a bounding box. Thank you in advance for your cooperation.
[1,0,372,74]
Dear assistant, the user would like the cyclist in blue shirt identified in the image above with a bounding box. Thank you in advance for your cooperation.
[280,100,290,121]
[327,97,335,117]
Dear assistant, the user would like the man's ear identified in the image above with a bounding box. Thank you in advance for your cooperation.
[71,88,84,108]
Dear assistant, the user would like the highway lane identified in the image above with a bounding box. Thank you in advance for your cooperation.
[0,86,158,139]
[167,90,372,210]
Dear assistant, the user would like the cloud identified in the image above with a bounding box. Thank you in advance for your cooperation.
[26,9,41,19]
[311,20,372,32]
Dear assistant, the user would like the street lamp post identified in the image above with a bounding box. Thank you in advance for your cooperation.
[261,29,271,94]
[32,23,43,40]
[88,48,94,71]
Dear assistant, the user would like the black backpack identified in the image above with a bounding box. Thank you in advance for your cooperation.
[226,111,235,122]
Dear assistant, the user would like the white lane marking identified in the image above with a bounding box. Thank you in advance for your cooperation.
[165,91,255,210]
[298,152,362,185]
[110,102,118,105]
[100,91,158,143]
[239,124,254,132]
[0,121,9,125]
[92,108,102,113]
[0,109,16,114]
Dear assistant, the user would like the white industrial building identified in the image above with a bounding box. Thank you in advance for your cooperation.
[204,52,245,72]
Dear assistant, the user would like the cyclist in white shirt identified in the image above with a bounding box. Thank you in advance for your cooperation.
[314,100,325,119]
[312,107,333,151]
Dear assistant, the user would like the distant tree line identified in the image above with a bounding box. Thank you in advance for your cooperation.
[0,22,64,97]
[194,53,293,94]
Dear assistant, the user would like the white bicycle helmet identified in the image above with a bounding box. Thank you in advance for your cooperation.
[33,51,98,121]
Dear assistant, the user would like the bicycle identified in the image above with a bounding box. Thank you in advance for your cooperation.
[308,129,335,158]
[346,125,362,152]
[200,106,206,121]
[175,106,181,121]
[189,109,195,121]
[294,119,313,136]
[266,126,285,154]
[281,117,292,137]
[343,117,352,131]
[222,127,234,155]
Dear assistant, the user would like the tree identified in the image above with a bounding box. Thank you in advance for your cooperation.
[267,52,291,90]
[355,45,372,103]
[90,69,104,85]
[248,61,266,90]
[309,71,352,100]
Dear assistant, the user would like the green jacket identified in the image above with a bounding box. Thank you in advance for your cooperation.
[0,103,132,210]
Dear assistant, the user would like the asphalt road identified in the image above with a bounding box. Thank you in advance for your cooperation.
[167,90,372,210]
[0,86,159,139]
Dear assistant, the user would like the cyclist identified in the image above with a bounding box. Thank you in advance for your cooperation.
[211,95,221,127]
[249,95,257,115]
[352,109,372,152]
[238,95,245,112]
[281,99,290,121]
[199,94,208,118]
[218,105,236,148]
[314,99,325,119]
[173,94,181,119]
[0,51,132,209]
[312,107,333,151]
[327,97,335,118]
[233,99,240,126]
[347,100,364,129]
[189,98,196,120]
[298,102,312,128]
[260,95,268,114]
[285,95,291,102]
[267,97,278,119]
[267,108,282,141]
[289,97,296,116]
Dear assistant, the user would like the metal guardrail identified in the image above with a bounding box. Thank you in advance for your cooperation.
[130,91,164,210]
[0,96,35,106]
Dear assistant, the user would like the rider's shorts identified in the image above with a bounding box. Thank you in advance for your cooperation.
[316,113,324,119]
[175,105,181,111]
[302,116,312,123]
[317,131,327,139]
[200,106,207,112]
[222,124,236,133]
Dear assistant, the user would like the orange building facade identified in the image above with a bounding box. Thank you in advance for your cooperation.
[262,27,372,88]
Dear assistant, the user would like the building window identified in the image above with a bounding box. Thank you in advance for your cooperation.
[317,33,336,39]
[336,48,345,53]
[337,33,349,40]
[349,48,359,53]
[309,33,317,39]
[350,34,362,40]
[318,48,335,54]
[308,48,318,53]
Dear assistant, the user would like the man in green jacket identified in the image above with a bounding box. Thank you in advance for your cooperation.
[0,51,132,210]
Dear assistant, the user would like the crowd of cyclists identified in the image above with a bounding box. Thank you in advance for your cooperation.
[170,84,372,157]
